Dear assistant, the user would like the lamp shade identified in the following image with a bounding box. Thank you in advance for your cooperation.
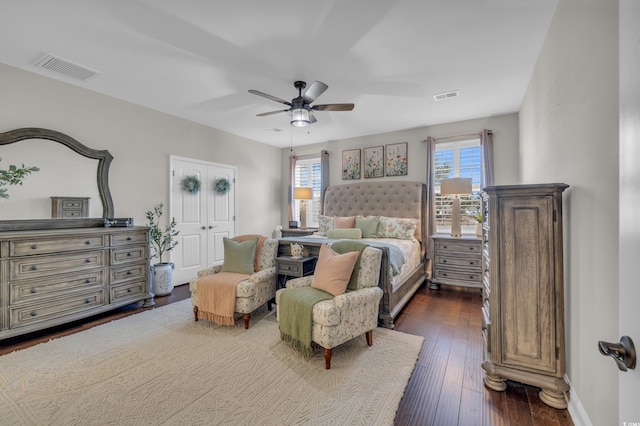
[440,178,472,195]
[294,187,313,200]
[290,108,310,127]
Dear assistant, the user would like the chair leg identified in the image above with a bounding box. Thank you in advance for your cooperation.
[323,348,333,369]
[193,306,199,322]
[243,313,250,329]
[366,330,373,346]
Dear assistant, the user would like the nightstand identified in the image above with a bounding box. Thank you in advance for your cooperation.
[280,228,318,237]
[276,255,317,289]
[429,235,482,292]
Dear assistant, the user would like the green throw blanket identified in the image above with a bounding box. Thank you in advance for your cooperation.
[280,287,333,357]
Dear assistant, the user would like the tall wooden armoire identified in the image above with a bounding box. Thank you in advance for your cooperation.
[480,183,570,409]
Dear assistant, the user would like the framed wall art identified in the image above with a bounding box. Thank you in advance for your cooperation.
[342,149,361,180]
[363,146,384,178]
[385,142,408,176]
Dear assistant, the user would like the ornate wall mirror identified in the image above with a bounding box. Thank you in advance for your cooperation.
[0,128,113,231]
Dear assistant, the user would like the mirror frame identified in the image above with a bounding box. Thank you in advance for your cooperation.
[0,127,114,231]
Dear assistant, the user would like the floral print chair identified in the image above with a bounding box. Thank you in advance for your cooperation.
[189,237,278,329]
[275,245,383,369]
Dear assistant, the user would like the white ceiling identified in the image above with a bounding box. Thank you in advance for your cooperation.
[0,0,558,148]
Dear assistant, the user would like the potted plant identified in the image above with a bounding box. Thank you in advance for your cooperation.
[146,203,179,296]
[472,211,483,237]
[0,158,39,199]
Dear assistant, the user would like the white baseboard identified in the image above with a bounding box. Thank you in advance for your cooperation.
[566,375,592,426]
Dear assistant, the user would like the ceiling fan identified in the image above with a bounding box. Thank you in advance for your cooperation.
[248,81,355,127]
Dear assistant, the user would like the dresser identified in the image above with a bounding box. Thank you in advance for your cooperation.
[429,235,482,291]
[50,196,90,218]
[0,226,151,340]
[480,183,569,409]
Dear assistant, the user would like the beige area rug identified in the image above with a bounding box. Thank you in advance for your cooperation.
[0,299,423,426]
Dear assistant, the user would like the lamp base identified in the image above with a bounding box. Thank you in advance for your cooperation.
[450,195,462,238]
[300,201,307,230]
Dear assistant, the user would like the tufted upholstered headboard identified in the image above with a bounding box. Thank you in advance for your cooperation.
[322,181,427,248]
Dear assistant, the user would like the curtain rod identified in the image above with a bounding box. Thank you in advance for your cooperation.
[421,130,492,143]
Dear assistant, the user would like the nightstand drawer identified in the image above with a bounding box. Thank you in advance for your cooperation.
[434,239,481,255]
[434,255,481,269]
[276,257,316,277]
[433,268,482,283]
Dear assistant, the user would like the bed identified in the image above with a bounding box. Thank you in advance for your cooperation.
[277,180,427,328]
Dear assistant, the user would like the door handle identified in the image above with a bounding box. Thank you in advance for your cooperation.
[209,225,217,229]
[201,226,206,230]
[598,335,636,371]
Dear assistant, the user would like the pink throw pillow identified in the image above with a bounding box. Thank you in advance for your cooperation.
[311,244,359,296]
[333,216,355,228]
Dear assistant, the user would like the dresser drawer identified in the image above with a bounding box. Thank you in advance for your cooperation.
[434,239,481,255]
[110,245,148,265]
[110,231,148,247]
[10,290,105,329]
[433,268,482,283]
[434,255,481,269]
[10,250,106,281]
[110,280,147,303]
[10,270,105,304]
[10,235,106,256]
[111,262,148,285]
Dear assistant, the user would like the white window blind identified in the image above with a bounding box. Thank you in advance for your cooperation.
[294,157,322,228]
[434,138,482,234]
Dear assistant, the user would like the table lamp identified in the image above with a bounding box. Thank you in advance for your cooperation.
[440,178,472,238]
[293,187,313,229]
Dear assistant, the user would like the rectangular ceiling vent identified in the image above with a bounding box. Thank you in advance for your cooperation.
[433,90,459,101]
[33,54,100,82]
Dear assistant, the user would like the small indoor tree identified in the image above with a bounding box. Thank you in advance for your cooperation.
[145,203,179,264]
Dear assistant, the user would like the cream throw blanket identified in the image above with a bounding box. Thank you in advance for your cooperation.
[197,272,250,325]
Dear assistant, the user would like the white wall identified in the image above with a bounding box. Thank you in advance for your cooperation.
[280,113,520,225]
[0,63,282,238]
[519,1,619,424]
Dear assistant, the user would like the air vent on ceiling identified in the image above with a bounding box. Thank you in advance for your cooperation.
[33,54,100,81]
[433,90,459,101]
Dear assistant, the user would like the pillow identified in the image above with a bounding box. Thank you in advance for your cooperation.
[221,237,257,275]
[333,216,355,228]
[355,216,379,238]
[317,214,334,235]
[327,228,362,239]
[378,216,418,240]
[311,244,359,296]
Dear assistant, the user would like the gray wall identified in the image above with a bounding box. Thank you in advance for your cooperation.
[519,0,619,424]
[280,113,520,225]
[0,63,282,239]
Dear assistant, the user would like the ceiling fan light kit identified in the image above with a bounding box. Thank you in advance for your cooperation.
[249,80,354,127]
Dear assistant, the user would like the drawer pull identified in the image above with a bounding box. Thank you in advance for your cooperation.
[85,298,92,303]
[127,236,132,241]
[31,265,39,271]
[470,275,475,279]
[30,288,37,294]
[86,279,92,283]
[442,260,447,263]
[85,240,92,245]
[31,244,38,250]
[30,311,38,317]
[127,271,132,275]
[443,245,448,249]
[85,258,92,263]
[127,288,132,293]
[442,273,447,276]
[127,252,132,257]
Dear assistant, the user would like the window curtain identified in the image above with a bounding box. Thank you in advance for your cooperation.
[320,150,329,215]
[480,129,494,187]
[288,154,297,222]
[424,136,436,274]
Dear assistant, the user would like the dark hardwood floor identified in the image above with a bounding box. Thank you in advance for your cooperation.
[0,283,574,426]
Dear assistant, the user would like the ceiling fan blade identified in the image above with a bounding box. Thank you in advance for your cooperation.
[248,90,292,106]
[256,109,289,117]
[312,103,355,112]
[303,81,328,103]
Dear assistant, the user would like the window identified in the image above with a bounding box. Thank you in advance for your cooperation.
[294,156,322,228]
[434,138,482,234]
